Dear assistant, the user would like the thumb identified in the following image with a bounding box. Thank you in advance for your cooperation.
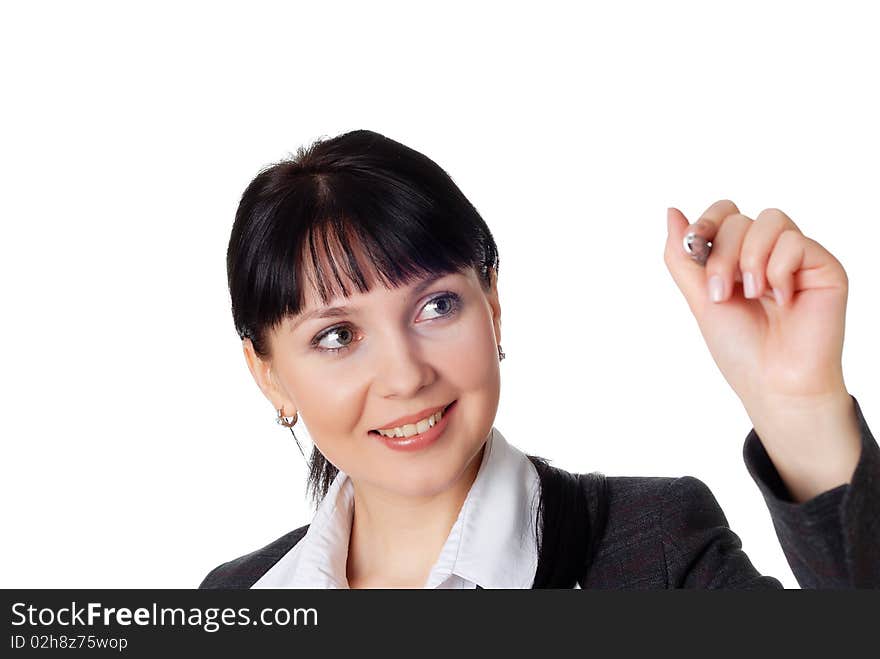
[664,207,710,317]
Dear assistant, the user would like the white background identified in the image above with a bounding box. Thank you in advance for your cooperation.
[1,0,877,589]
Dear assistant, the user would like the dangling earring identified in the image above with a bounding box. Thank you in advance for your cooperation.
[276,406,307,459]
[497,344,506,361]
[276,407,298,427]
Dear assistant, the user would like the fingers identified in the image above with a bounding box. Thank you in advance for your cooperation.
[689,199,740,244]
[765,231,840,307]
[739,208,801,303]
[669,201,806,307]
[686,200,747,302]
[705,212,750,302]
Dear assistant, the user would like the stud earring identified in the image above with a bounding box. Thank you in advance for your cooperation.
[498,344,506,361]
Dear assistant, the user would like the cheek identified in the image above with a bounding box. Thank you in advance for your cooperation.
[442,311,501,434]
[444,336,496,389]
[444,308,499,387]
[282,363,367,459]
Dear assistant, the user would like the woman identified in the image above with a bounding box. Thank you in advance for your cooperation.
[201,129,879,589]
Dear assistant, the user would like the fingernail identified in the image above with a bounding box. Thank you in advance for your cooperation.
[743,271,756,298]
[773,288,784,306]
[709,275,724,302]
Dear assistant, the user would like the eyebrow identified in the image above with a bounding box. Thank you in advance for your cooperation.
[288,272,451,333]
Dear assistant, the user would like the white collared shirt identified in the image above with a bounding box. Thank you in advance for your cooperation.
[252,427,543,589]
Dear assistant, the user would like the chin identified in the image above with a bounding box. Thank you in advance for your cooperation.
[375,436,485,499]
[369,460,449,498]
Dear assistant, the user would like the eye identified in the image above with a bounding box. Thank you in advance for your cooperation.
[416,292,461,322]
[312,325,358,354]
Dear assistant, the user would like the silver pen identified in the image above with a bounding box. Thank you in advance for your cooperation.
[683,229,712,267]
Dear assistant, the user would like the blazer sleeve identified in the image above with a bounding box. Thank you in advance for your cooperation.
[740,393,879,588]
[661,393,879,589]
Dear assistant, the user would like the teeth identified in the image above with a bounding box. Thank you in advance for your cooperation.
[377,408,445,438]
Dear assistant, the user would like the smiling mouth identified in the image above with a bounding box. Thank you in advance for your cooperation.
[368,400,456,435]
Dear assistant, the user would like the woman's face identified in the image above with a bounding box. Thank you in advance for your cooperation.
[244,262,502,499]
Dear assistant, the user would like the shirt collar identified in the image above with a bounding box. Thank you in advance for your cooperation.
[252,426,540,589]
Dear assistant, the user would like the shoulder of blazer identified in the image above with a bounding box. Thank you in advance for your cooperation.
[582,475,679,589]
[199,523,311,589]
[585,474,781,589]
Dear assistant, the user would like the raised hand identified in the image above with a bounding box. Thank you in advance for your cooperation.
[664,199,861,503]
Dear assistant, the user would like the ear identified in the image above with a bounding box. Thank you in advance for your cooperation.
[242,338,297,416]
[486,266,502,347]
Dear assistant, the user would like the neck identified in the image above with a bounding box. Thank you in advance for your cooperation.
[345,441,486,589]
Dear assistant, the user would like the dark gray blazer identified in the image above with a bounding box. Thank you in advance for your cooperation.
[200,394,879,589]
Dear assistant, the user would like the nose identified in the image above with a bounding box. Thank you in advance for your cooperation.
[373,332,434,399]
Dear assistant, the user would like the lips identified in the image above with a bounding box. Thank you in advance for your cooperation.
[370,400,456,434]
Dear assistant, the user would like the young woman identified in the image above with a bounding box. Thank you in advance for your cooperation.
[201,129,879,589]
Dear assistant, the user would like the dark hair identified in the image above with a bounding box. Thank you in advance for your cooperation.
[226,129,605,586]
